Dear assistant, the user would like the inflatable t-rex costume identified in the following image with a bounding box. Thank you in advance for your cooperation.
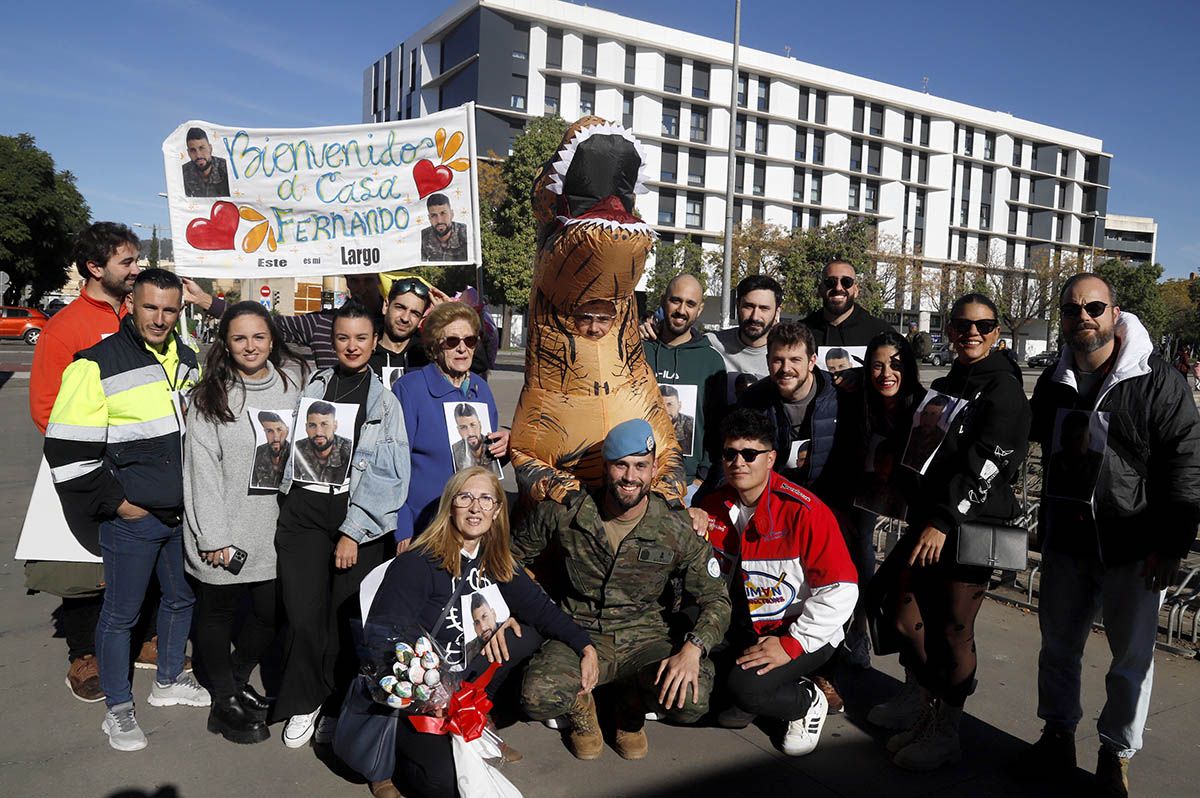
[510,117,686,506]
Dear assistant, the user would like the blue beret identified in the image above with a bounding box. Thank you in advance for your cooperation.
[602,418,656,461]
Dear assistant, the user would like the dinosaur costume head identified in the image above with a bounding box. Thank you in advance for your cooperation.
[510,117,686,507]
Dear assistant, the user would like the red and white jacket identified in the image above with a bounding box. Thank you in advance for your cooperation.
[699,471,858,658]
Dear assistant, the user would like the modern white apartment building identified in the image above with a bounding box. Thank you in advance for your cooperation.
[364,0,1112,343]
[1101,214,1157,267]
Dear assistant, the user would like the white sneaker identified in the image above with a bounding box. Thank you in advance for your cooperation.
[283,709,321,748]
[102,702,148,752]
[868,678,926,730]
[781,680,828,756]
[147,671,211,707]
[312,715,337,745]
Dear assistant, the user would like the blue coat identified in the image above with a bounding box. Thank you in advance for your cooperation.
[392,363,500,541]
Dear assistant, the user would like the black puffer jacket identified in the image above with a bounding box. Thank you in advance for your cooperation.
[1030,313,1200,565]
[912,351,1032,535]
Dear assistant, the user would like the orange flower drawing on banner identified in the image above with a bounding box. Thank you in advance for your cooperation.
[239,207,277,252]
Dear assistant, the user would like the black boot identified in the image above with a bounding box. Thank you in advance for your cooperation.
[236,683,270,721]
[207,695,270,744]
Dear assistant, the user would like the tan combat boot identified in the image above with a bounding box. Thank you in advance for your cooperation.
[566,693,604,760]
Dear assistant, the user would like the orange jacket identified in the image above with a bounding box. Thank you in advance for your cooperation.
[29,289,125,433]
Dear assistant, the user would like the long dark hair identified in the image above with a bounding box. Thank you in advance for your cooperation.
[863,331,925,429]
[191,301,308,424]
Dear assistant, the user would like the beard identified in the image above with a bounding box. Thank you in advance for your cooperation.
[824,293,853,314]
[310,435,333,453]
[1067,325,1114,354]
[100,270,135,298]
[738,316,772,340]
[606,478,650,511]
[434,222,450,235]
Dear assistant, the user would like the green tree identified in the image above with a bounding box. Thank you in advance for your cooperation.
[148,225,160,269]
[480,115,569,346]
[0,133,90,304]
[1159,277,1200,354]
[778,218,879,316]
[1094,258,1167,341]
[646,235,711,304]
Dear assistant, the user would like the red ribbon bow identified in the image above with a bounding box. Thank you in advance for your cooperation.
[408,662,500,742]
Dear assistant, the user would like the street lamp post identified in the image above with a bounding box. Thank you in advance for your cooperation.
[721,0,742,328]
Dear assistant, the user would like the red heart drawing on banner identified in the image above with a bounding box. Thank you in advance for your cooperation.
[186,201,240,250]
[413,159,453,199]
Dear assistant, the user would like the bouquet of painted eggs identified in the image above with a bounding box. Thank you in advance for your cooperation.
[368,634,457,713]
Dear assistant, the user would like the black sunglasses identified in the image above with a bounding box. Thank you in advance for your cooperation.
[823,276,855,290]
[440,335,479,350]
[1060,301,1108,320]
[721,447,772,464]
[391,278,430,300]
[948,318,999,335]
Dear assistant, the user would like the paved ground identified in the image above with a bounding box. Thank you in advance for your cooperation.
[2,367,1198,798]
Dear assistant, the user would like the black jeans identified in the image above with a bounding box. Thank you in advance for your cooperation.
[192,579,278,701]
[717,641,836,721]
[61,595,104,661]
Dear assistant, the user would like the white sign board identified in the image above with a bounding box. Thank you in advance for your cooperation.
[14,458,101,564]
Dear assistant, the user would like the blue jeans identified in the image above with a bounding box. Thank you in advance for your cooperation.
[97,514,194,707]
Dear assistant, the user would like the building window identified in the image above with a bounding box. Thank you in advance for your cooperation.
[902,150,912,181]
[853,100,865,133]
[545,77,561,115]
[812,131,825,164]
[795,127,807,161]
[754,121,767,154]
[797,87,809,120]
[735,115,746,149]
[1010,173,1020,201]
[751,201,764,221]
[810,170,822,204]
[685,194,703,228]
[546,28,563,69]
[662,101,680,138]
[512,49,527,60]
[1056,213,1066,241]
[980,203,991,230]
[1057,180,1067,209]
[688,151,705,186]
[867,143,881,175]
[913,226,924,253]
[963,126,974,156]
[735,157,745,193]
[580,83,595,116]
[690,109,708,143]
[624,46,636,83]
[660,146,678,183]
[984,132,995,160]
[757,79,769,111]
[848,179,860,210]
[977,235,989,264]
[1012,137,1023,167]
[960,198,970,227]
[869,104,884,136]
[692,62,709,98]
[792,209,802,229]
[737,72,747,107]
[1008,207,1018,234]
[664,56,682,94]
[622,91,633,129]
[581,36,597,76]
[919,115,930,146]
[1060,151,1070,176]
[510,94,526,110]
[903,111,914,143]
[958,234,968,261]
[918,153,929,184]
[865,180,880,213]
[809,209,821,228]
[915,189,926,220]
[752,161,765,195]
[1006,239,1016,267]
[793,169,804,201]
[850,140,863,172]
[658,191,676,226]
[814,91,827,124]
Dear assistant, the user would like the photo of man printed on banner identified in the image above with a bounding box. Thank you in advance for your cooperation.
[815,345,866,373]
[420,193,468,262]
[181,127,231,198]
[854,433,908,520]
[382,366,405,392]
[1045,409,1109,503]
[659,384,698,457]
[902,391,965,474]
[444,401,501,476]
[786,439,811,472]
[460,585,511,669]
[290,398,357,487]
[248,408,291,491]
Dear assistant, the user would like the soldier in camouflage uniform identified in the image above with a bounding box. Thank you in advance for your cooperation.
[514,419,730,761]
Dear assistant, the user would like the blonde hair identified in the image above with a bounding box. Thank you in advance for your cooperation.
[412,466,514,582]
[422,301,481,360]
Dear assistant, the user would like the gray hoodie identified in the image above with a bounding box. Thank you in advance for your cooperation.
[184,362,304,584]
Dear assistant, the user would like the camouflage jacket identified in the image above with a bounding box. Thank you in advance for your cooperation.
[512,491,730,652]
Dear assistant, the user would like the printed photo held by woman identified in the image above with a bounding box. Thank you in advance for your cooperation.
[363,466,596,798]
[393,301,509,545]
[273,300,411,750]
[869,293,1031,771]
[183,301,309,744]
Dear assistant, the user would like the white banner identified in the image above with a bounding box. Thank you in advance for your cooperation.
[14,458,101,564]
[163,105,480,278]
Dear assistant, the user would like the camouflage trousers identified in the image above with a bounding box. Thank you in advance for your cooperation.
[521,631,714,724]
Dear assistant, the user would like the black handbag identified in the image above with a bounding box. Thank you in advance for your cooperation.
[332,570,471,781]
[956,521,1029,572]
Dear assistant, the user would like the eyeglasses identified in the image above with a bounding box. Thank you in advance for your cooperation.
[721,447,773,464]
[1060,301,1108,320]
[440,335,479,350]
[948,318,999,335]
[390,278,430,300]
[572,313,615,326]
[451,491,497,510]
[822,276,856,291]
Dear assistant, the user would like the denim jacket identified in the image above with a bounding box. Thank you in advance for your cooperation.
[280,368,411,543]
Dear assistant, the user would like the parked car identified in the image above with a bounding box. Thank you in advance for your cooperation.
[1026,350,1058,369]
[923,342,953,367]
[0,306,48,345]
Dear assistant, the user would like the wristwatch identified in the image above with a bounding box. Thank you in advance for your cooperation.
[684,632,707,657]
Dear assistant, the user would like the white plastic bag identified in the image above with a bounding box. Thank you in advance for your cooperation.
[452,731,523,798]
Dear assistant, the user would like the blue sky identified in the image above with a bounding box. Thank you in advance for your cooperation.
[3,0,1197,277]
